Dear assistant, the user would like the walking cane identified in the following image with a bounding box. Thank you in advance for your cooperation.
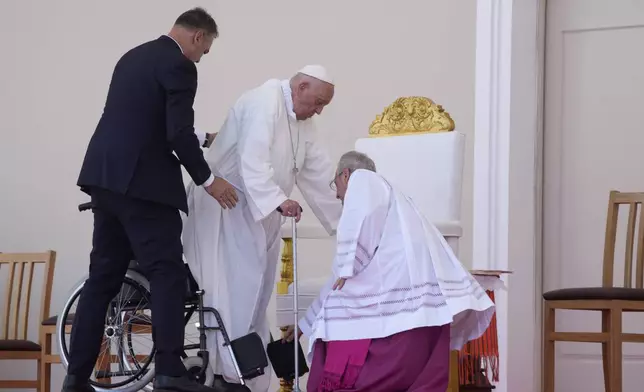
[291,215,302,392]
[277,206,303,391]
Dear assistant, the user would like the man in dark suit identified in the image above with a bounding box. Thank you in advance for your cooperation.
[63,8,237,392]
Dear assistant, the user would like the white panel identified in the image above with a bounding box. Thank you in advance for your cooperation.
[354,132,466,222]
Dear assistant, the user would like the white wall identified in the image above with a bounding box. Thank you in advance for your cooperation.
[0,0,476,389]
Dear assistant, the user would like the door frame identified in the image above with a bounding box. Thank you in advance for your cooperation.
[472,1,546,392]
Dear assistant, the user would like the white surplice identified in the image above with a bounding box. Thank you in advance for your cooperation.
[298,169,495,360]
[182,79,341,390]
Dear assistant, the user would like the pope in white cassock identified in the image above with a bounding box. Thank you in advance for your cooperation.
[182,65,342,391]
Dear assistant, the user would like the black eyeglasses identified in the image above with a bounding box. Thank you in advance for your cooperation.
[329,171,343,191]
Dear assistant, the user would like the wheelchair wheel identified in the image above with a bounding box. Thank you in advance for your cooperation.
[57,271,156,392]
[135,304,214,391]
[183,356,214,386]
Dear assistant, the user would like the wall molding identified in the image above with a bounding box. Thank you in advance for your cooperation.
[472,1,546,392]
[473,1,512,273]
[473,0,513,388]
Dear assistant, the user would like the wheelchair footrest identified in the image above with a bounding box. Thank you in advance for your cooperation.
[230,332,269,380]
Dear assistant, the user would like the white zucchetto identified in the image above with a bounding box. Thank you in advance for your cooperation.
[298,64,334,85]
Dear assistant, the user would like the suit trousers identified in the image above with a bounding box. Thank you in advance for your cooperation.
[67,187,187,379]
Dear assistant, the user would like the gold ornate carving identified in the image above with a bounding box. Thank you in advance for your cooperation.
[368,96,455,137]
[277,238,293,295]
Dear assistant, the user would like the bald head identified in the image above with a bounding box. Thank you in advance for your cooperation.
[289,72,334,120]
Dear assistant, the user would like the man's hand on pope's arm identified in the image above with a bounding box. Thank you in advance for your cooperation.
[205,132,217,148]
[279,199,302,222]
[205,177,239,209]
[194,131,217,148]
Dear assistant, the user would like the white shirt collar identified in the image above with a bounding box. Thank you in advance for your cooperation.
[165,35,184,54]
[280,79,297,119]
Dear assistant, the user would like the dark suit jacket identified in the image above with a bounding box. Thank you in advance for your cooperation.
[77,35,211,213]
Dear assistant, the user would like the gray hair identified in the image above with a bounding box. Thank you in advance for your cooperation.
[335,150,376,176]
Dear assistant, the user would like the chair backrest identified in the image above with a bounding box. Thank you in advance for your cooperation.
[603,191,644,288]
[0,251,56,340]
[354,96,465,253]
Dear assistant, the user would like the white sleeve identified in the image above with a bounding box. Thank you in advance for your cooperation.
[237,103,288,221]
[296,128,342,235]
[298,276,335,337]
[333,171,388,278]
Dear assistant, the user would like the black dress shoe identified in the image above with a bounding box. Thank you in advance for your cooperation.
[61,375,95,392]
[153,374,223,392]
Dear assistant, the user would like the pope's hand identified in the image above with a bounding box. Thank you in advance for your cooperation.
[279,199,302,222]
[333,277,347,290]
[282,325,303,343]
[206,177,238,209]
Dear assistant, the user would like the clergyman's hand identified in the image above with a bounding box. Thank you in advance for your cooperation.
[206,177,238,209]
[333,277,347,291]
[282,325,303,343]
[279,199,302,222]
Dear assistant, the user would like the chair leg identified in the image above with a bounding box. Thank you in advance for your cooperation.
[602,310,611,392]
[41,329,52,392]
[608,308,623,392]
[36,358,42,392]
[41,360,51,392]
[447,350,459,392]
[543,303,555,392]
[37,327,46,392]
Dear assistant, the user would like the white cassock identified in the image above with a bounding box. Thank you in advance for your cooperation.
[182,78,341,391]
[298,169,495,360]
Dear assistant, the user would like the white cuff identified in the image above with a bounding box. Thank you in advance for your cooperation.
[201,174,215,188]
[333,264,354,279]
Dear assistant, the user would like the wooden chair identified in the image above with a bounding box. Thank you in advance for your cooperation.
[542,191,644,392]
[40,314,73,392]
[0,251,56,391]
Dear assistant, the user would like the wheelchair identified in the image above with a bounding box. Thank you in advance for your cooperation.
[56,202,268,392]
